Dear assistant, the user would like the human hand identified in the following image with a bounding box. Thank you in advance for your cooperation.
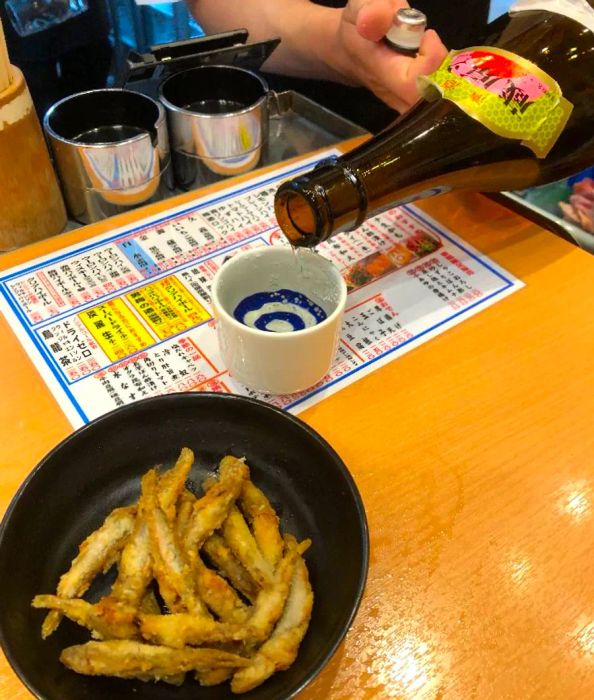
[333,0,448,113]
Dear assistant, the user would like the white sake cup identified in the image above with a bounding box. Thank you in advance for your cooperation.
[211,246,347,394]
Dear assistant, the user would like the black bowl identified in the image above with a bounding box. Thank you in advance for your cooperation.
[0,393,368,700]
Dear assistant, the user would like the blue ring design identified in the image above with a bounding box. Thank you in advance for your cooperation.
[234,288,327,333]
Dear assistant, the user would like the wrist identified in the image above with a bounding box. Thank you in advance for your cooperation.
[313,7,361,86]
[267,3,358,85]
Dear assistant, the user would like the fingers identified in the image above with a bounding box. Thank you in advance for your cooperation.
[391,30,446,109]
[371,29,447,111]
[342,0,377,25]
[335,0,448,114]
[344,0,409,41]
[407,28,448,78]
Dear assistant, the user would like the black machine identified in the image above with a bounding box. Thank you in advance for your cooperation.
[122,30,280,98]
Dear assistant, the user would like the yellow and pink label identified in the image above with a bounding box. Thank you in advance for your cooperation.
[419,46,573,157]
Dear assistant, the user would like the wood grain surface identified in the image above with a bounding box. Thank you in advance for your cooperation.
[1,151,593,699]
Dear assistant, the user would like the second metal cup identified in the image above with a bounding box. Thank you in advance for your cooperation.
[159,65,269,189]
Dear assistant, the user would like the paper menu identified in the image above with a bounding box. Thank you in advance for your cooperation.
[0,151,524,427]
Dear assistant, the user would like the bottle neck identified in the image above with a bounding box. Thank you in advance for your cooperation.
[275,5,590,247]
[275,104,445,247]
[274,156,370,247]
[274,98,539,247]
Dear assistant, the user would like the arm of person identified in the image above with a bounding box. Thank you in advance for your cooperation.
[188,0,447,113]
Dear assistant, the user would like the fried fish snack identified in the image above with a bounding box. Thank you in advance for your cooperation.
[239,480,283,571]
[243,540,301,645]
[202,533,259,603]
[143,469,208,617]
[222,506,274,587]
[34,449,315,695]
[32,596,138,640]
[104,479,154,610]
[41,506,136,639]
[193,553,249,623]
[231,555,314,693]
[183,456,249,553]
[176,489,196,539]
[158,447,194,522]
[106,520,151,608]
[140,613,247,648]
[60,640,249,679]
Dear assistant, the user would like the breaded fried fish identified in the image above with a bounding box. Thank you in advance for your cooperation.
[183,456,249,552]
[158,447,194,522]
[202,533,259,603]
[60,640,249,680]
[222,506,274,587]
[33,596,137,640]
[193,553,249,623]
[42,506,136,639]
[231,555,314,693]
[239,480,283,571]
[143,469,208,616]
[243,540,300,645]
[140,613,247,649]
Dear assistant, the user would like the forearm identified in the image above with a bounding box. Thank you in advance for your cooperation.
[188,0,447,112]
[188,0,353,83]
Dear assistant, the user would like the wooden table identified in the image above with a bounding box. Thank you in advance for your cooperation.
[1,150,594,699]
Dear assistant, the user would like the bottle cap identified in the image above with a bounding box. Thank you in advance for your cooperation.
[385,8,427,52]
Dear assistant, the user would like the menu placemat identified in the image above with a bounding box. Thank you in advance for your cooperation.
[0,151,524,427]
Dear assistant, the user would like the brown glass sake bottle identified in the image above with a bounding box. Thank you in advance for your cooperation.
[275,1,594,246]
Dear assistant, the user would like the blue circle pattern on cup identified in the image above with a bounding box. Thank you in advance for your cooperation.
[234,289,328,333]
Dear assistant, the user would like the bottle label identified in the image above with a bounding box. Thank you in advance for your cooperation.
[418,47,573,158]
[510,0,594,35]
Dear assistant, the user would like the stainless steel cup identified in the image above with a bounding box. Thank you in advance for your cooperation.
[44,89,172,224]
[159,65,269,189]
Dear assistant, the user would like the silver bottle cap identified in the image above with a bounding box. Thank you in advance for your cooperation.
[385,8,427,51]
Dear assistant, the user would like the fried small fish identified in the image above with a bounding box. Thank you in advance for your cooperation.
[158,447,194,522]
[232,555,314,693]
[222,506,274,588]
[60,640,249,680]
[42,506,136,639]
[202,533,259,603]
[242,539,300,645]
[34,449,315,695]
[106,509,151,609]
[175,490,196,539]
[183,456,249,552]
[143,469,208,617]
[140,613,247,649]
[33,596,138,640]
[239,480,283,571]
[193,553,249,623]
